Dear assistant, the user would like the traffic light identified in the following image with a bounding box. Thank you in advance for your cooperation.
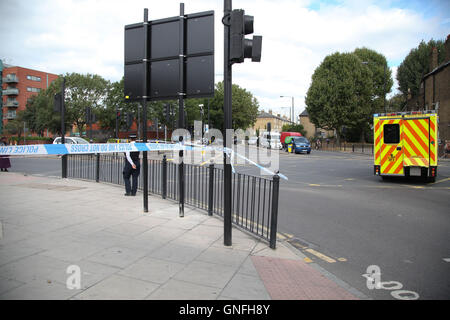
[126,112,133,129]
[116,111,121,119]
[54,93,62,112]
[85,107,91,124]
[163,104,170,122]
[230,9,262,64]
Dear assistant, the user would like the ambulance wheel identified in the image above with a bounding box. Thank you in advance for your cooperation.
[381,176,389,181]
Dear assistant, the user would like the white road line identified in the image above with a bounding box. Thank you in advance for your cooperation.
[443,258,450,263]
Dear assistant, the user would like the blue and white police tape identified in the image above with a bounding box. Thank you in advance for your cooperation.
[0,142,288,180]
[0,142,190,156]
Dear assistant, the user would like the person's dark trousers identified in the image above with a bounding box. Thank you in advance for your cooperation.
[123,162,141,195]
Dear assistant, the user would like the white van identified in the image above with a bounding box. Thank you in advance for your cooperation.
[260,132,282,149]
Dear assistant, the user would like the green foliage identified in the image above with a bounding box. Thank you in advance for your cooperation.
[305,52,374,143]
[21,73,260,138]
[46,73,109,135]
[387,93,407,112]
[353,47,393,113]
[396,39,446,98]
[281,123,306,136]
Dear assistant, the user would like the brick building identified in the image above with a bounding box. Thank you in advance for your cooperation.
[1,65,58,131]
[405,34,450,156]
[298,109,334,140]
[252,110,293,134]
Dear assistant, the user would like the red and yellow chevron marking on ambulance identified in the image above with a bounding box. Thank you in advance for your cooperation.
[373,110,438,182]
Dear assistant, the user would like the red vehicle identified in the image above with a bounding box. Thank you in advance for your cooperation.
[280,132,302,149]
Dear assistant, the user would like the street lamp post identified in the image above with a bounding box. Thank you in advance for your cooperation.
[280,95,294,123]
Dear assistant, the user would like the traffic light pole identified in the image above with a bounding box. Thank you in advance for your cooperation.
[178,2,186,218]
[223,0,232,246]
[142,8,149,213]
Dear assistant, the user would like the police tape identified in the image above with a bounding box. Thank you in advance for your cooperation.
[0,142,288,180]
[0,142,189,156]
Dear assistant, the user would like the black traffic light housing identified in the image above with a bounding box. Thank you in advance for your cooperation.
[126,112,133,129]
[230,9,262,64]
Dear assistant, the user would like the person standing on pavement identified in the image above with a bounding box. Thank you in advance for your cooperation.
[0,137,11,172]
[123,135,140,196]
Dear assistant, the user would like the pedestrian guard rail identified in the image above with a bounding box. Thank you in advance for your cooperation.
[67,152,281,248]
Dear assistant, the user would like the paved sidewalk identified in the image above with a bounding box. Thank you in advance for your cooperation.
[0,172,367,300]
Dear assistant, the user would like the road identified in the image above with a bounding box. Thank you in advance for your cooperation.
[233,148,450,300]
[6,150,450,299]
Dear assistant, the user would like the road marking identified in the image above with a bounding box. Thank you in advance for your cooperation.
[443,258,450,263]
[338,258,347,262]
[305,248,336,263]
[304,257,313,263]
[432,177,450,185]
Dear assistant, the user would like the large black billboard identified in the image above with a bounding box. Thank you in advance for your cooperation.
[124,10,214,101]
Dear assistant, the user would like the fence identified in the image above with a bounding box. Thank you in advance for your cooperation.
[67,153,280,248]
[314,142,374,155]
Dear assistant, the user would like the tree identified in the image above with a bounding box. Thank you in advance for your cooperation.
[353,47,393,113]
[305,52,373,144]
[205,81,259,131]
[281,123,306,136]
[47,73,109,136]
[387,93,407,112]
[4,110,25,139]
[397,39,446,98]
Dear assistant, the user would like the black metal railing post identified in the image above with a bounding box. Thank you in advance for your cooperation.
[352,144,355,152]
[162,155,167,199]
[95,153,100,182]
[208,162,214,216]
[269,174,280,249]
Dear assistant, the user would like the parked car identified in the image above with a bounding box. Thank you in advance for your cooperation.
[292,136,311,154]
[248,136,258,145]
[53,137,89,144]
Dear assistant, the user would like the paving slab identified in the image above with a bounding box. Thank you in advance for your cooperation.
[0,172,366,300]
[72,274,159,300]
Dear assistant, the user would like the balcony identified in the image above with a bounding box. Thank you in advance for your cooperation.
[5,113,17,120]
[3,88,19,95]
[2,75,19,83]
[5,100,19,108]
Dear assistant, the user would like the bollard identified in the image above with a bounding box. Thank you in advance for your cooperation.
[208,162,214,216]
[352,144,355,152]
[162,155,167,199]
[269,174,280,249]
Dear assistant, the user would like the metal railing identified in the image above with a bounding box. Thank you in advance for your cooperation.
[314,142,374,155]
[67,153,280,248]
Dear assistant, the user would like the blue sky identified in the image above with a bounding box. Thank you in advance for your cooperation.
[0,0,448,120]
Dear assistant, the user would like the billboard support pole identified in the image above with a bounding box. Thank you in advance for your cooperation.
[142,8,149,213]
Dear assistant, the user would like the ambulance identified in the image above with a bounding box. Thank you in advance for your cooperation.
[373,110,438,182]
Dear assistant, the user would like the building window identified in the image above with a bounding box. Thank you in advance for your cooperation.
[7,110,17,119]
[27,87,41,92]
[27,75,41,82]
